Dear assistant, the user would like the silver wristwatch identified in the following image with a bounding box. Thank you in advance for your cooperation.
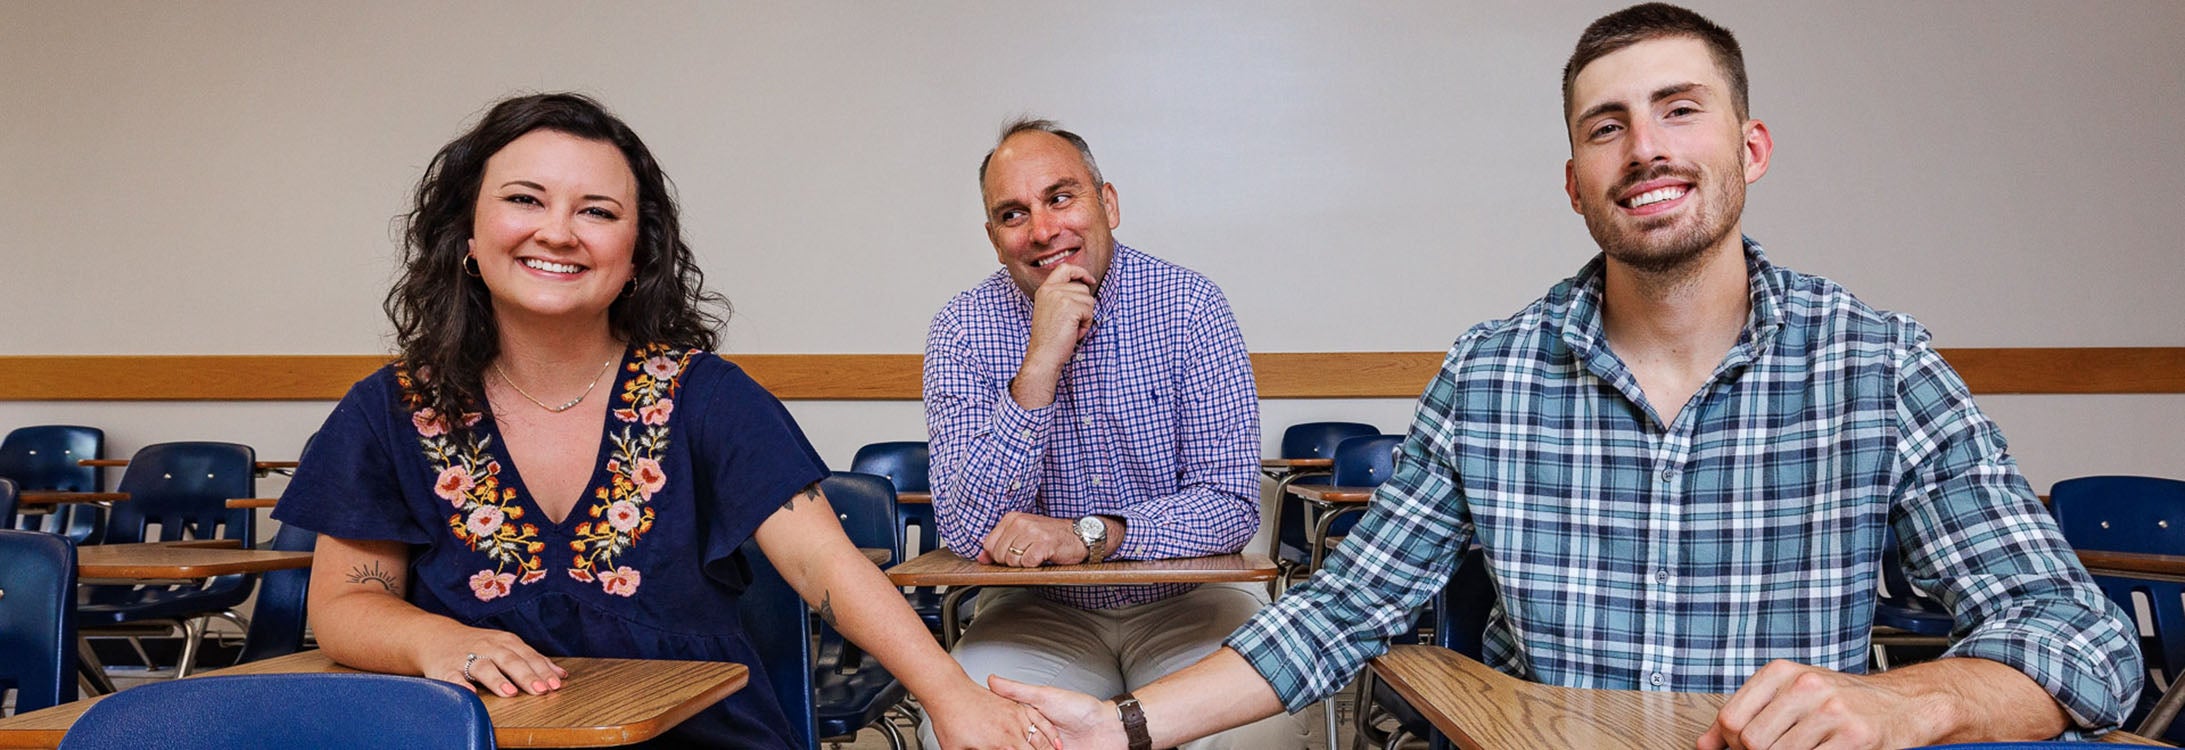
[1074,515,1110,563]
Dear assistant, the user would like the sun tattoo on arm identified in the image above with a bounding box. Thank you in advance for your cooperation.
[344,560,401,594]
[782,482,823,512]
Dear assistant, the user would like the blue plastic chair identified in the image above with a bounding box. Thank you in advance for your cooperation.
[0,425,106,544]
[1360,546,1492,750]
[812,472,912,748]
[57,673,494,749]
[1279,434,1402,591]
[0,478,15,529]
[236,523,319,664]
[2049,475,2185,742]
[1268,422,1379,595]
[78,442,259,679]
[0,527,78,715]
[850,441,967,636]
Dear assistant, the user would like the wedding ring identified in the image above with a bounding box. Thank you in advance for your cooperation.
[1028,726,1041,734]
[1008,546,1026,556]
[462,652,479,682]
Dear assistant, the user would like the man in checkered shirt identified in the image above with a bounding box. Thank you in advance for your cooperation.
[993,5,2142,750]
[916,119,1308,750]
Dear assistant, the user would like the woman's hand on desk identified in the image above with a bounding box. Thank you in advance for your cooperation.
[926,679,1062,750]
[989,676,1124,750]
[427,627,568,698]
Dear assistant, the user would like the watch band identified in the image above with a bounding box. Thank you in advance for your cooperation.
[1111,692,1152,750]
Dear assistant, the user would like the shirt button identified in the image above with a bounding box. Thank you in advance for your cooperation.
[1008,482,1020,491]
[1657,468,1678,484]
[1090,476,1103,486]
[1081,416,1093,426]
[1650,671,1666,686]
[1019,429,1032,439]
[1654,569,1670,584]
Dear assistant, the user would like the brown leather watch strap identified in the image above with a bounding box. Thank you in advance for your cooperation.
[1112,692,1153,750]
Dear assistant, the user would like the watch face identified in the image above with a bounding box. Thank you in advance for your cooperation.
[1076,516,1102,536]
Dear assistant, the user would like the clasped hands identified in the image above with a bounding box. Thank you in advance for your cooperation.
[969,659,1950,750]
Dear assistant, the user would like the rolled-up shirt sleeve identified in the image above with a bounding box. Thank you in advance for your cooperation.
[1890,330,2142,732]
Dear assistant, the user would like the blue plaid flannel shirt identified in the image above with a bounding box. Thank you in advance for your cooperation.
[924,244,1262,609]
[1228,239,2141,732]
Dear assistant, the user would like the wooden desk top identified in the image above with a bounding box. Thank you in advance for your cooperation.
[1369,645,2165,749]
[15,492,127,506]
[1261,458,1333,471]
[884,550,1275,587]
[77,542,312,579]
[225,497,279,509]
[1289,483,1374,503]
[77,458,297,473]
[0,651,748,748]
[897,491,931,505]
[2078,549,2185,578]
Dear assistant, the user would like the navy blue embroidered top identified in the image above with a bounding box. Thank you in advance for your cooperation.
[276,346,827,749]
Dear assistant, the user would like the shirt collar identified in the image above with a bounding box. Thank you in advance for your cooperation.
[1556,236,1785,362]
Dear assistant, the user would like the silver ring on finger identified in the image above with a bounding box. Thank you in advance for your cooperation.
[462,652,479,682]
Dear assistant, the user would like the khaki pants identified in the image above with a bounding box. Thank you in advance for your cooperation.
[917,583,1308,750]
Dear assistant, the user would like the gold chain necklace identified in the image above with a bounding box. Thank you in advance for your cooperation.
[493,356,616,413]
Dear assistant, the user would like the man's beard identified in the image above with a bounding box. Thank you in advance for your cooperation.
[1582,162,1744,276]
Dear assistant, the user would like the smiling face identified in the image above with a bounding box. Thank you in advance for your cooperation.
[469,129,640,326]
[982,131,1121,296]
[1564,36,1769,274]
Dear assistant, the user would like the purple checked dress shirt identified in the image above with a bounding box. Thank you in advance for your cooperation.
[923,244,1262,609]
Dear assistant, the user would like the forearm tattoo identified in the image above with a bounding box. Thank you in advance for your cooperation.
[817,590,839,629]
[782,482,823,512]
[344,560,401,593]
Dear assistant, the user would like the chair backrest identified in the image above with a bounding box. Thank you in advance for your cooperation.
[106,442,256,545]
[1280,422,1378,461]
[0,425,104,492]
[0,425,105,542]
[735,541,820,750]
[852,441,936,559]
[2051,476,2185,554]
[850,442,929,494]
[822,472,902,567]
[2049,475,2185,742]
[1331,435,1403,488]
[57,673,494,750]
[0,528,77,714]
[236,523,319,663]
[0,478,15,526]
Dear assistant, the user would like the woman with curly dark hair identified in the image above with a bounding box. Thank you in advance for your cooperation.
[274,93,1054,750]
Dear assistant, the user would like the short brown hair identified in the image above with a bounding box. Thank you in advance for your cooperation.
[1561,3,1748,124]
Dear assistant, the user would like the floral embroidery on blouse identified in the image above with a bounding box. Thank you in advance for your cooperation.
[567,344,695,597]
[396,367,547,602]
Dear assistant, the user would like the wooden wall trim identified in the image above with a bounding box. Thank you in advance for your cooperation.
[1,348,2179,401]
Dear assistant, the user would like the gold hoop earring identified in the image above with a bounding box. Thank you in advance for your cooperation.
[462,255,481,277]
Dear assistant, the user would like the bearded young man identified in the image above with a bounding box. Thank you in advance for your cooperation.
[994,5,2141,750]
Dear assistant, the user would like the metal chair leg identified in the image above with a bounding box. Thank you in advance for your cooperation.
[173,616,208,678]
[2137,673,2185,740]
[873,715,908,750]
